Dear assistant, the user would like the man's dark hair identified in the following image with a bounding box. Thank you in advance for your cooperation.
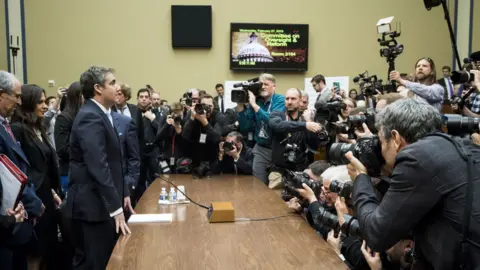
[215,83,224,89]
[80,66,115,100]
[442,65,451,72]
[311,74,326,84]
[137,88,150,98]
[227,131,244,143]
[45,96,56,106]
[308,161,331,176]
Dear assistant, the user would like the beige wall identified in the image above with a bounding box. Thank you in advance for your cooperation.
[0,0,7,71]
[474,1,480,54]
[24,0,454,102]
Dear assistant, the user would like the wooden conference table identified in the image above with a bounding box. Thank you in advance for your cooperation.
[107,175,346,270]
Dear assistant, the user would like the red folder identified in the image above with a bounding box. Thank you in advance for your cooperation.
[0,154,27,210]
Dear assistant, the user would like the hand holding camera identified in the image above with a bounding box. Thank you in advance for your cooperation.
[166,115,174,125]
[295,183,317,204]
[143,110,155,121]
[345,151,368,181]
[306,122,321,133]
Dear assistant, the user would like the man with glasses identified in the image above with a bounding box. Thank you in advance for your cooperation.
[0,71,43,270]
[311,74,332,103]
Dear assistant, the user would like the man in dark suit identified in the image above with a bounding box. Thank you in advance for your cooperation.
[213,83,225,114]
[112,111,140,210]
[215,132,253,175]
[0,71,43,270]
[111,84,144,149]
[437,65,456,102]
[66,66,132,269]
[342,98,480,269]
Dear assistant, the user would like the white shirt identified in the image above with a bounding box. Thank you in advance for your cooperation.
[90,99,122,217]
[116,104,131,118]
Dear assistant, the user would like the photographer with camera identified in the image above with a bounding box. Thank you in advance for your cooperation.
[345,98,480,269]
[457,68,480,117]
[389,57,444,111]
[269,88,321,175]
[155,102,191,173]
[214,131,253,175]
[182,94,221,178]
[237,73,285,185]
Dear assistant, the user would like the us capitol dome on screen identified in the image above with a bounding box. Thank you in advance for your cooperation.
[235,32,274,63]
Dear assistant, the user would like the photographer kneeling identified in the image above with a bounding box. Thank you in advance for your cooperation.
[214,132,253,175]
[346,98,480,269]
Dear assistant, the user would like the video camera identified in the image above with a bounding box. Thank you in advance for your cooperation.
[329,136,385,177]
[314,100,346,123]
[353,71,384,96]
[445,116,480,136]
[231,77,263,103]
[282,169,322,201]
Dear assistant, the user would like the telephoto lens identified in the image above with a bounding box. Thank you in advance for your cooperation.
[445,116,480,136]
[329,137,385,177]
[329,180,353,199]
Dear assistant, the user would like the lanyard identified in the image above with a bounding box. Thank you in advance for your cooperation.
[172,133,176,155]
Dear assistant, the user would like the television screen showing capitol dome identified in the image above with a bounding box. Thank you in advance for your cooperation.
[230,23,309,71]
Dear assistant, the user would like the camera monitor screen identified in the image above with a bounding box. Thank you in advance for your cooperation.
[230,23,309,71]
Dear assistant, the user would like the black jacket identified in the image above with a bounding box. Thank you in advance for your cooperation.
[213,144,254,175]
[268,110,317,170]
[54,112,74,175]
[155,118,190,162]
[11,123,61,201]
[353,134,480,269]
[182,113,221,165]
[66,100,125,221]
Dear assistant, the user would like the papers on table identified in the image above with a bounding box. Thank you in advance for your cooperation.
[128,214,173,224]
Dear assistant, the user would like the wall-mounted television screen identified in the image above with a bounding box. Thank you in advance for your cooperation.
[230,23,309,71]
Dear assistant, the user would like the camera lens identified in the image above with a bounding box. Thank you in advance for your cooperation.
[451,70,475,84]
[318,206,339,230]
[329,143,355,165]
[446,116,480,135]
[329,180,342,194]
[348,115,366,129]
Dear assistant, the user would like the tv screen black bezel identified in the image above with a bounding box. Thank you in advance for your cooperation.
[229,22,309,72]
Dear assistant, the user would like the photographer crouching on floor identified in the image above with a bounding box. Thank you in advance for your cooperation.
[342,98,480,269]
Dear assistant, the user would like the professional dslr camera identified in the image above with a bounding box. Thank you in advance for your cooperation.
[282,169,322,202]
[347,108,378,134]
[182,92,193,107]
[353,71,384,96]
[193,161,211,179]
[329,136,385,177]
[222,141,235,152]
[445,116,480,137]
[329,180,354,201]
[311,204,361,238]
[231,77,263,103]
[194,103,212,115]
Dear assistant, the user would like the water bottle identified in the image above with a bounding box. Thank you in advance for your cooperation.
[160,187,167,201]
[169,187,177,202]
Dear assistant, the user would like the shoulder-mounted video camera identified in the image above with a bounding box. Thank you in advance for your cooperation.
[231,77,263,103]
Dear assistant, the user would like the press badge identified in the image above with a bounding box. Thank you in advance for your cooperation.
[199,133,207,144]
[258,123,269,139]
[170,157,175,166]
[159,161,168,169]
[248,132,253,141]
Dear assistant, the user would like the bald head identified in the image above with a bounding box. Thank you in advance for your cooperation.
[285,88,302,112]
